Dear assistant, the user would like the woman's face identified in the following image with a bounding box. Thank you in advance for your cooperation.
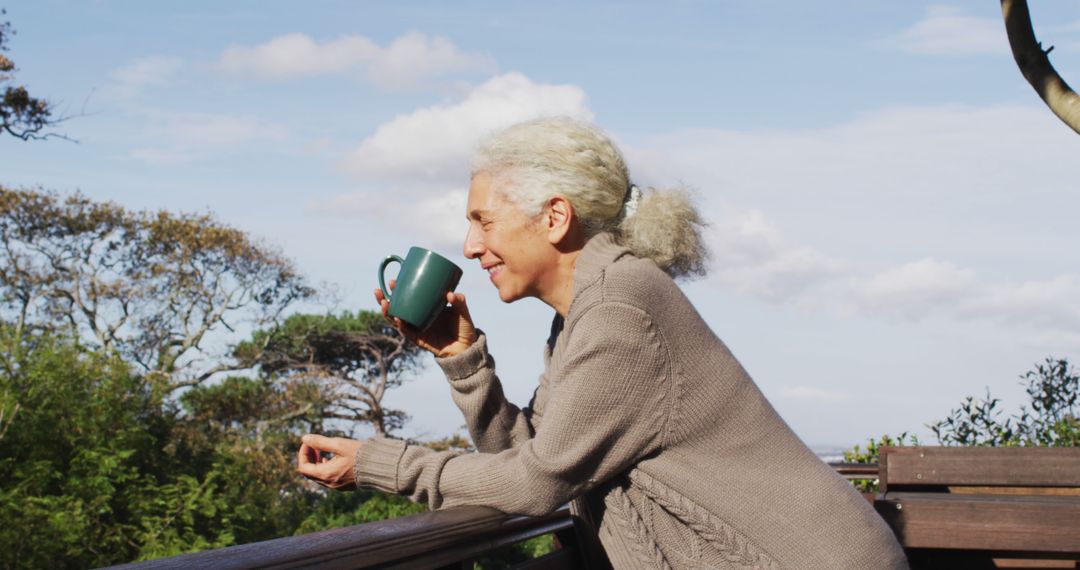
[463,172,557,304]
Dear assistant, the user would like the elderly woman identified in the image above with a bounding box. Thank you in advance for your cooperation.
[298,117,908,569]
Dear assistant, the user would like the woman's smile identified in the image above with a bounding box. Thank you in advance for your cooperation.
[484,262,504,284]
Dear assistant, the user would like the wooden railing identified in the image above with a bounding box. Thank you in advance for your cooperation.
[107,456,1080,569]
[829,461,879,481]
[104,462,878,569]
[106,453,1080,569]
[105,504,581,570]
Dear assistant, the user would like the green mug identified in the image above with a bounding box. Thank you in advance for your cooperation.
[378,247,463,330]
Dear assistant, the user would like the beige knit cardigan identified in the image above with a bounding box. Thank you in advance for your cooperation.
[356,233,909,570]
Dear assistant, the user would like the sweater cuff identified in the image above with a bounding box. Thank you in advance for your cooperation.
[355,437,407,493]
[435,330,490,381]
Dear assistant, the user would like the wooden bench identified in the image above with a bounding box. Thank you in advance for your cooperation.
[875,446,1080,569]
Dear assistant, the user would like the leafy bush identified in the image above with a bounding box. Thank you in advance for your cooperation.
[0,325,424,568]
[842,357,1078,494]
[842,433,920,493]
[929,357,1079,447]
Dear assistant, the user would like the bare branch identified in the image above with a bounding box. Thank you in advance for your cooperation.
[1001,0,1080,134]
[0,401,19,442]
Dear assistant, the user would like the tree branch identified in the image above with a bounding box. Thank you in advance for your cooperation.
[0,401,19,442]
[1001,0,1080,135]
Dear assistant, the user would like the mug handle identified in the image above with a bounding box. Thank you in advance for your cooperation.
[378,255,404,301]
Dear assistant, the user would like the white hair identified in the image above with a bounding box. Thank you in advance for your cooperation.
[471,116,708,278]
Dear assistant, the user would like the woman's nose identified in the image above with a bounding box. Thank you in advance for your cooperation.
[463,225,483,259]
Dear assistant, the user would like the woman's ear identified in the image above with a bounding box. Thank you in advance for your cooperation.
[545,195,574,245]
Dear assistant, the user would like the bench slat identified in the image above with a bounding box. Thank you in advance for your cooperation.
[880,447,1080,489]
[876,492,1080,553]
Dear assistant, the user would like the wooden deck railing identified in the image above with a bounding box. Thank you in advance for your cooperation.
[105,504,580,570]
[103,462,879,569]
[829,461,879,481]
[103,453,1080,569]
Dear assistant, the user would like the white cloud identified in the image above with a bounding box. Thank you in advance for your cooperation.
[701,210,1080,334]
[219,33,377,77]
[307,188,468,248]
[369,32,497,89]
[217,31,494,88]
[624,104,1080,337]
[965,276,1080,331]
[704,209,1080,335]
[777,386,858,403]
[107,55,184,98]
[880,5,1007,55]
[850,268,1080,332]
[707,210,845,305]
[314,72,590,249]
[853,258,976,319]
[343,73,592,183]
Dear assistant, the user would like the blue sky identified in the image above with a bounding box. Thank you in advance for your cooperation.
[3,1,1080,448]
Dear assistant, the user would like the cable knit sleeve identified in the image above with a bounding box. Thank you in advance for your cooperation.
[434,330,552,453]
[355,302,670,516]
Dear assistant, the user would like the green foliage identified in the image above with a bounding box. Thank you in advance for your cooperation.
[293,488,426,534]
[0,327,304,567]
[418,432,475,453]
[929,357,1079,447]
[0,316,439,569]
[0,187,441,567]
[843,432,921,465]
[844,358,1078,494]
[471,534,556,569]
[928,388,1017,446]
[1014,358,1080,446]
[0,325,157,568]
[0,189,466,567]
[842,433,920,493]
[238,310,422,436]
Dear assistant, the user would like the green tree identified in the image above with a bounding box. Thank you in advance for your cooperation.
[0,187,314,393]
[0,189,466,567]
[0,10,60,140]
[238,311,423,436]
[0,325,159,568]
[1,324,352,568]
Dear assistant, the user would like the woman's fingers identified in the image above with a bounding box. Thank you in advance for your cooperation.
[302,433,344,454]
[297,452,327,478]
[297,442,315,467]
[374,288,391,318]
[298,455,339,480]
[296,435,361,490]
[450,292,472,318]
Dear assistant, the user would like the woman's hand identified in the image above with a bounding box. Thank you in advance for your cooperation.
[297,434,362,491]
[375,280,478,358]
